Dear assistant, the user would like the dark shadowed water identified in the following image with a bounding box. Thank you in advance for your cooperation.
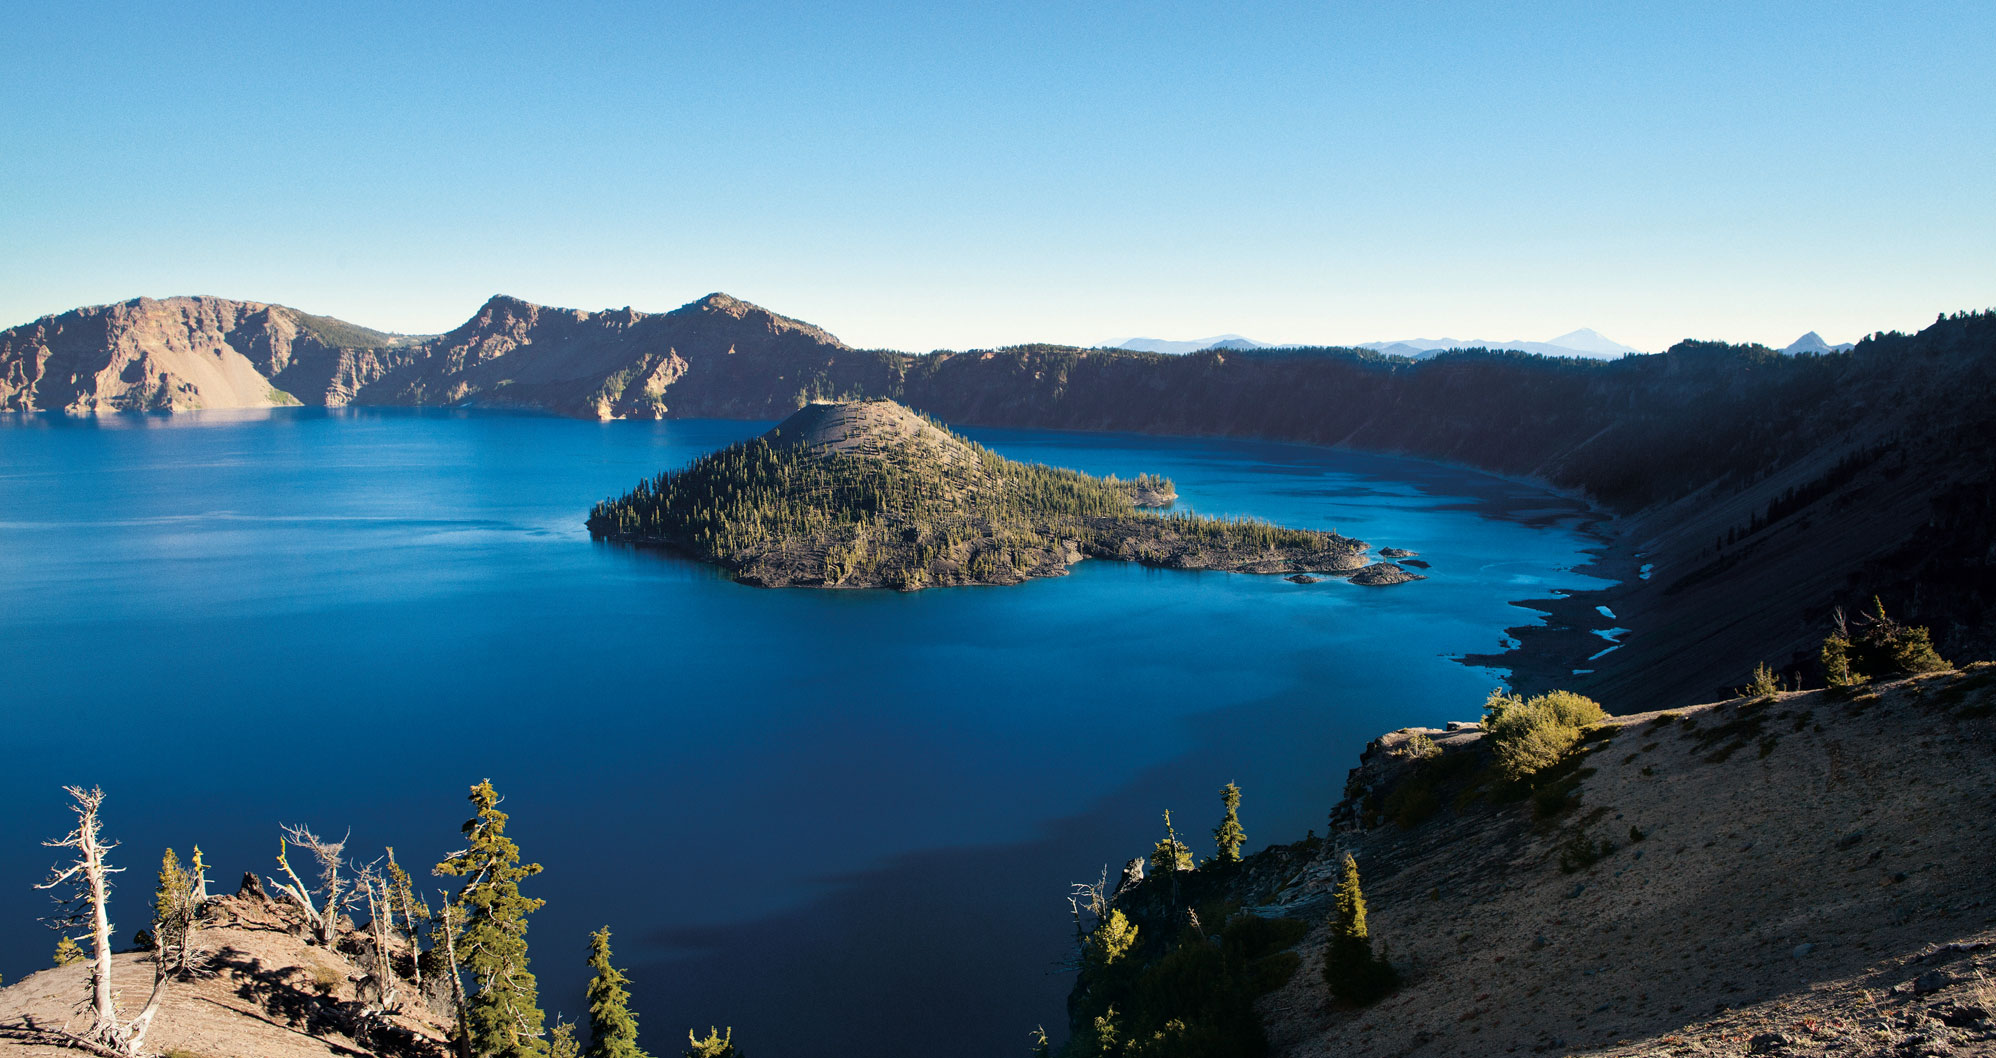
[0,409,1609,1055]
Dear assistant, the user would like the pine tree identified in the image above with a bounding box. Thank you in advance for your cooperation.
[1332,853,1367,943]
[1149,811,1192,874]
[53,935,84,967]
[1823,628,1859,686]
[436,780,549,1058]
[1212,782,1246,863]
[684,1027,740,1058]
[1321,853,1397,1004]
[152,848,192,956]
[585,927,649,1058]
[1823,598,1950,686]
[548,1023,581,1058]
[1083,910,1139,968]
[386,848,429,989]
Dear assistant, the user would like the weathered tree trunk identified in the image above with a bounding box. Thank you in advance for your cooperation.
[120,940,173,1055]
[37,786,175,1058]
[438,902,474,1058]
[386,847,423,993]
[273,824,348,946]
[82,814,116,1041]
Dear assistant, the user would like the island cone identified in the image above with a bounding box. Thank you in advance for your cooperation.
[587,399,1395,589]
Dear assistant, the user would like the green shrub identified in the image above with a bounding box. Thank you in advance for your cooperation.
[1069,906,1303,1058]
[1086,910,1140,969]
[306,964,343,994]
[1557,832,1618,873]
[1382,782,1440,829]
[1484,690,1607,781]
[1823,598,1950,685]
[1381,745,1481,829]
[1402,732,1439,760]
[1528,767,1594,820]
[1741,662,1780,698]
[1150,836,1193,874]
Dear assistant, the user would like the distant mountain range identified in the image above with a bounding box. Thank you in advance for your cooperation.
[1113,335,1268,355]
[1115,327,1647,359]
[1358,327,1645,360]
[1119,327,1857,359]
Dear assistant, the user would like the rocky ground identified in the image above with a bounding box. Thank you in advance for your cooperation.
[0,886,452,1058]
[1246,664,1996,1057]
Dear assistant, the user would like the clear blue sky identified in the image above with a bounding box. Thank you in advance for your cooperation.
[3,0,1990,352]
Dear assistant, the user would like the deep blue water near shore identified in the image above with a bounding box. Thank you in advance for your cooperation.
[0,408,1609,1056]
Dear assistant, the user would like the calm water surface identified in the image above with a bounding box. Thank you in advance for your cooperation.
[0,409,1608,1055]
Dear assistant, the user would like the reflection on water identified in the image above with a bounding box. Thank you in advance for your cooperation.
[0,408,1608,1057]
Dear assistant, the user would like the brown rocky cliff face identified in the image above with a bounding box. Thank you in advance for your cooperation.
[0,291,861,418]
[0,297,283,412]
[0,296,422,413]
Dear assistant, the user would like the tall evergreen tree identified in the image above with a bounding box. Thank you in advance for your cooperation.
[1321,854,1397,1004]
[436,780,548,1058]
[585,927,649,1058]
[1212,782,1246,863]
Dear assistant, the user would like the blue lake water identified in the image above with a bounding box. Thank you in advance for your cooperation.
[0,409,1609,1056]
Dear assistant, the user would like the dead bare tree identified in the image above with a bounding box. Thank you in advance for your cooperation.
[435,898,474,1058]
[351,862,400,1016]
[384,846,428,993]
[270,823,349,945]
[188,846,209,902]
[1067,866,1110,945]
[33,786,171,1057]
[1059,865,1113,972]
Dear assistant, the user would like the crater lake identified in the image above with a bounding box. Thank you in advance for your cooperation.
[0,408,1611,1056]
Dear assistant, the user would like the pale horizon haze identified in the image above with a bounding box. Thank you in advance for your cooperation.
[3,1,1991,353]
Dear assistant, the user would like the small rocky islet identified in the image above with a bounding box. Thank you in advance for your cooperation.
[586,398,1424,590]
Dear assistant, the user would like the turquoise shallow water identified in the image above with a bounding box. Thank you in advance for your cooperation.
[0,408,1609,1055]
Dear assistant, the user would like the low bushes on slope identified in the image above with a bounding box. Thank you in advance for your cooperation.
[1067,904,1308,1058]
[1483,689,1607,781]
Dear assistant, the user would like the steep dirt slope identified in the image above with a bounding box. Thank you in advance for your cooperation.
[1246,666,1996,1057]
[0,888,451,1058]
[0,297,360,413]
